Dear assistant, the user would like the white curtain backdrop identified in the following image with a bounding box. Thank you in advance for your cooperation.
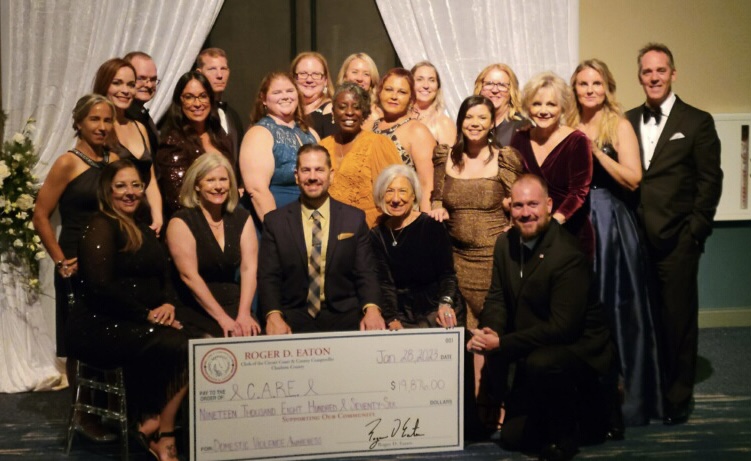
[1,0,224,178]
[0,0,223,393]
[375,0,579,119]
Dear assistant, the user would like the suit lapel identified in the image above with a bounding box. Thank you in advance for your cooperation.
[518,223,556,293]
[650,97,686,167]
[325,199,341,266]
[627,108,646,167]
[286,201,308,267]
[506,234,524,303]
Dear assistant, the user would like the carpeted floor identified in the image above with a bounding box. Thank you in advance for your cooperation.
[1,327,749,460]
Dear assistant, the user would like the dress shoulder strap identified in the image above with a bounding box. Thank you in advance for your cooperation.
[69,148,108,169]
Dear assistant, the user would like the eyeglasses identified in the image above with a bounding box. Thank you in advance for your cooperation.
[112,181,145,193]
[136,76,161,86]
[482,81,511,92]
[295,71,325,81]
[181,93,210,104]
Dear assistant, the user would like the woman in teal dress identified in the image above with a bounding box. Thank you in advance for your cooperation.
[239,72,319,227]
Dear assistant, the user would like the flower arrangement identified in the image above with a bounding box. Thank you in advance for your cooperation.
[0,114,43,291]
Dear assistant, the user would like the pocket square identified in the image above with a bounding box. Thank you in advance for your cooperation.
[669,132,685,141]
[337,232,354,240]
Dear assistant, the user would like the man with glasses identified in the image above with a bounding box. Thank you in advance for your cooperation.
[124,51,159,154]
[195,48,244,157]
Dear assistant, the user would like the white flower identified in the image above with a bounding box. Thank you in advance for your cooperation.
[28,222,36,231]
[12,154,23,162]
[35,251,47,260]
[0,197,6,208]
[13,239,23,247]
[15,193,34,211]
[0,161,9,182]
[12,132,25,144]
[16,211,28,220]
[8,229,15,235]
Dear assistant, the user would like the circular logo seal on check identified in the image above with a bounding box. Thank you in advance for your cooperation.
[201,348,237,384]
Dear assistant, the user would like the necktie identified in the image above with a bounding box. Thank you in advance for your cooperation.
[642,105,662,124]
[307,210,323,317]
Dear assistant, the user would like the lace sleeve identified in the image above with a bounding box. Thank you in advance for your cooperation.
[78,214,151,321]
[431,144,450,208]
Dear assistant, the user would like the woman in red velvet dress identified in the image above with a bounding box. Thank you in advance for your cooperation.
[510,72,594,260]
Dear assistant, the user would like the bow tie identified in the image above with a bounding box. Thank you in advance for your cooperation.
[217,101,227,110]
[642,105,662,124]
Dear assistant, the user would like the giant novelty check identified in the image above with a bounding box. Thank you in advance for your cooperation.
[189,328,464,460]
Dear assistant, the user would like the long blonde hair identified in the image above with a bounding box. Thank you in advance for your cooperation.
[568,59,623,148]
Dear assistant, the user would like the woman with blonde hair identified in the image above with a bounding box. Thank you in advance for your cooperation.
[337,52,382,122]
[410,61,456,146]
[510,71,594,260]
[291,51,337,138]
[167,153,260,338]
[473,63,527,147]
[570,59,660,428]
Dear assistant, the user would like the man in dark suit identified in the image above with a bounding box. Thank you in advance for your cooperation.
[258,144,386,333]
[625,43,722,425]
[468,175,613,461]
[123,51,159,153]
[195,48,245,158]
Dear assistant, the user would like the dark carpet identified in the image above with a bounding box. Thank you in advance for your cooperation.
[1,327,749,460]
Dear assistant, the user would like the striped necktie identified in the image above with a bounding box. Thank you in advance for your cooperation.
[307,210,323,317]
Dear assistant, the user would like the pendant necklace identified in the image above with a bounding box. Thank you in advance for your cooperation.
[388,227,404,246]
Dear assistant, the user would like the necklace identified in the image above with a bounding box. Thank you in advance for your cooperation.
[207,220,223,230]
[388,227,404,247]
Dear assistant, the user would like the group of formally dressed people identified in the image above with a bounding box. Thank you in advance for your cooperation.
[32,42,721,461]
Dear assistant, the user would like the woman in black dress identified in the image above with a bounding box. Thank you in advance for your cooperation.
[166,153,261,337]
[93,58,163,234]
[156,71,234,221]
[66,160,190,459]
[370,164,464,329]
[33,94,120,440]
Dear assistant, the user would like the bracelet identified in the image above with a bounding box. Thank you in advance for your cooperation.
[439,296,454,307]
[55,260,65,269]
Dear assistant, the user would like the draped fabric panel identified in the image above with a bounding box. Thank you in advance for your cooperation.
[375,0,579,118]
[0,0,223,393]
[1,0,224,179]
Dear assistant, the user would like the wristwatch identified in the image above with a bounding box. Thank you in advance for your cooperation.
[439,296,454,307]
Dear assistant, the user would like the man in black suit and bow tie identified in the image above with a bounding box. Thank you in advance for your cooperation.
[258,144,386,334]
[196,48,245,166]
[469,175,613,461]
[625,43,723,425]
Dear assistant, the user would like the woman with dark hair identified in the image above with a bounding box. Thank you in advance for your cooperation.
[411,61,456,146]
[430,95,523,431]
[291,51,338,138]
[167,153,261,338]
[370,165,464,329]
[569,59,661,428]
[93,58,163,234]
[368,67,436,212]
[66,159,191,459]
[472,63,528,147]
[322,82,401,227]
[239,72,318,224]
[33,94,120,440]
[156,71,234,221]
[511,71,594,260]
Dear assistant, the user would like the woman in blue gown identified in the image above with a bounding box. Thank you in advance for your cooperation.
[569,59,662,426]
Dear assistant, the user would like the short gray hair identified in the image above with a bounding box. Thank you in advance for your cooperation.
[179,153,239,212]
[373,164,421,215]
